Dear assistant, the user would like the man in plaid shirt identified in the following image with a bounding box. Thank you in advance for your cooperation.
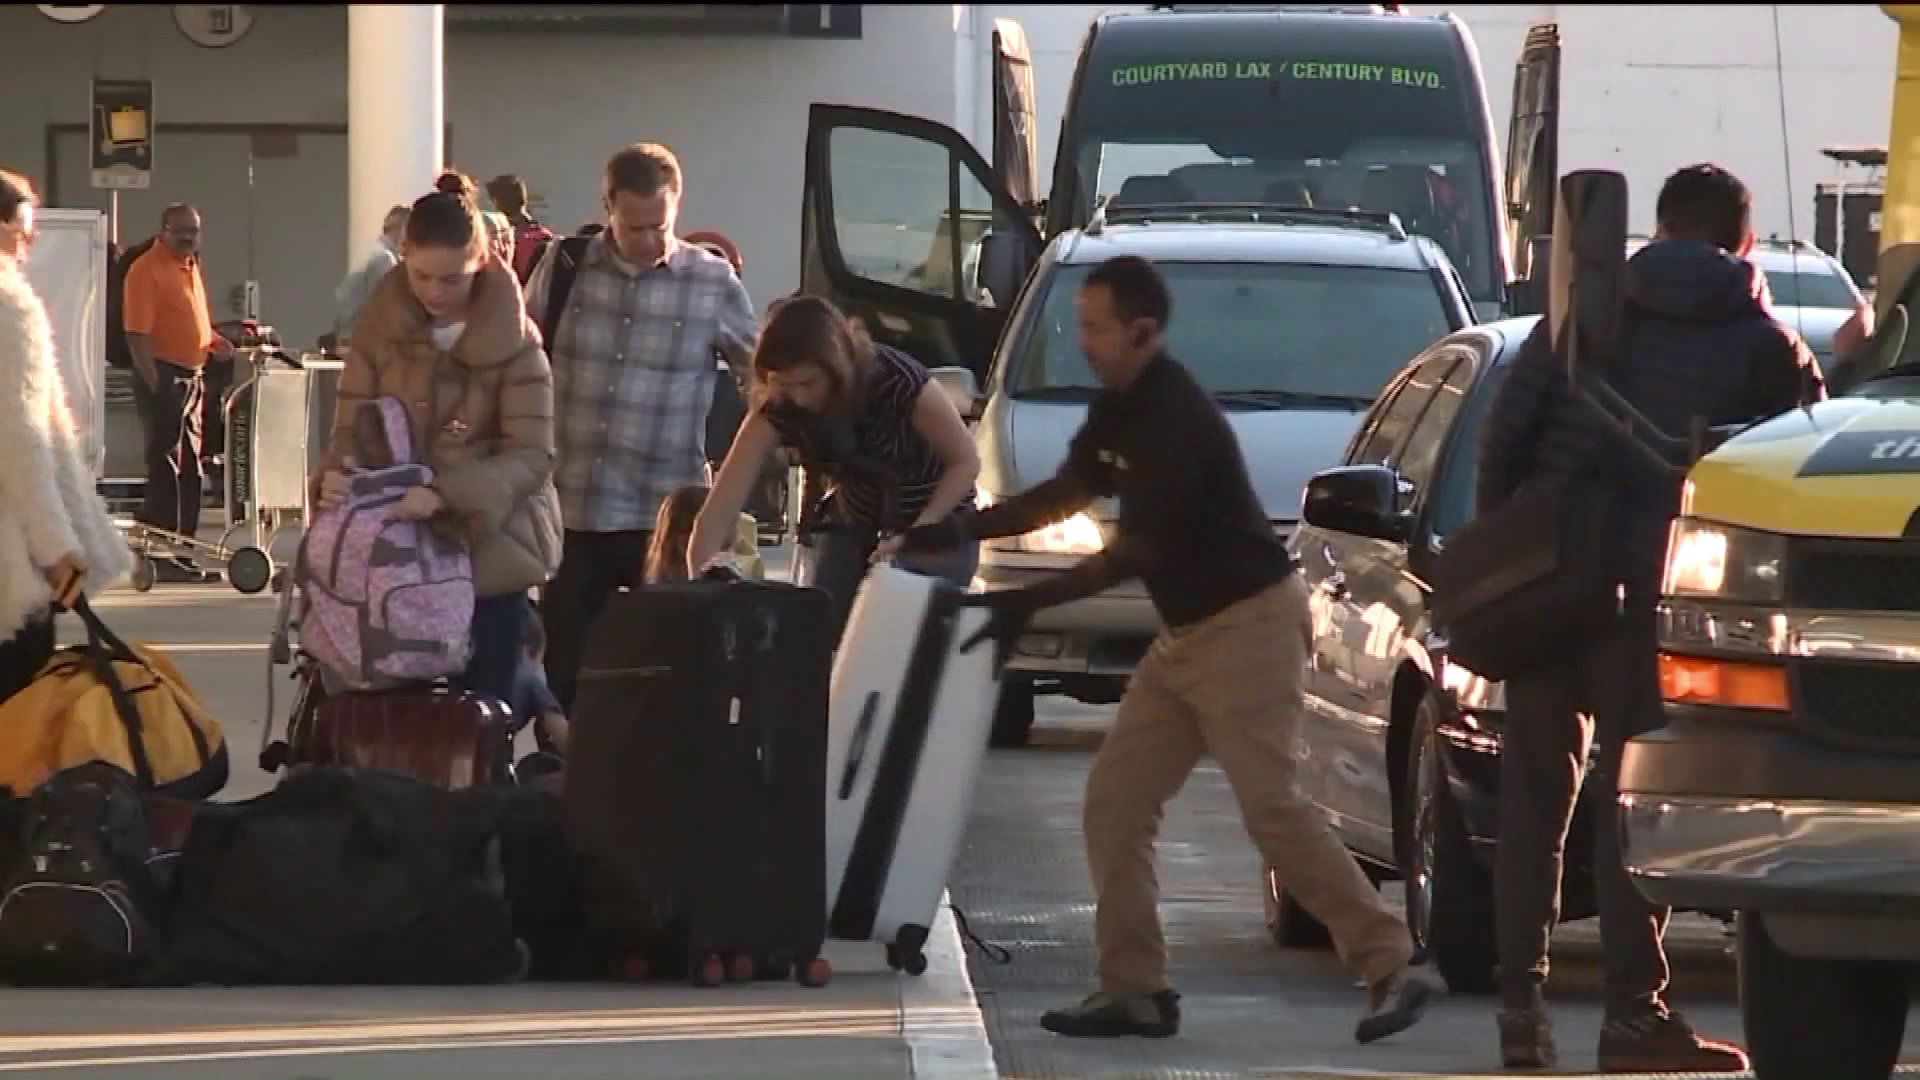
[526,143,759,709]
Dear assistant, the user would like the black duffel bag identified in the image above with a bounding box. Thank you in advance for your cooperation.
[485,784,603,981]
[1429,472,1619,683]
[151,768,526,986]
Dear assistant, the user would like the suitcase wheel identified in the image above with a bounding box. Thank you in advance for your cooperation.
[796,955,832,988]
[726,953,757,984]
[885,943,928,977]
[691,953,726,988]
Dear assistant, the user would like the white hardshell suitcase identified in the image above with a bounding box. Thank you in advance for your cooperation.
[824,564,1000,975]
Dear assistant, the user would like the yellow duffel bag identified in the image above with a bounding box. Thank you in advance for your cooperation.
[0,598,228,800]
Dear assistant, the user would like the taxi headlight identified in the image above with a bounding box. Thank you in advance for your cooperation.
[1660,519,1785,604]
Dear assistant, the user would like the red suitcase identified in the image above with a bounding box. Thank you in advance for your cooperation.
[269,670,513,790]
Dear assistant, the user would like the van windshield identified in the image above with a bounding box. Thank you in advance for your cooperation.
[1009,261,1455,405]
[1079,138,1495,302]
[1061,19,1500,302]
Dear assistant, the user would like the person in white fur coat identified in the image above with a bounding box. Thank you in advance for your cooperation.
[0,169,133,700]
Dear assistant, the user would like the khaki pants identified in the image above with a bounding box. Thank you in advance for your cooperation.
[1086,575,1412,995]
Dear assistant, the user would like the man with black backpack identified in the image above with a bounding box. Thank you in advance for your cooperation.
[524,143,757,712]
[1474,164,1823,1072]
[486,174,555,286]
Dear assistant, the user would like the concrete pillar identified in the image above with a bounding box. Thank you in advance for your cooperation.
[347,4,444,272]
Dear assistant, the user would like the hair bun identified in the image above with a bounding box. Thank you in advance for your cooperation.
[433,170,478,200]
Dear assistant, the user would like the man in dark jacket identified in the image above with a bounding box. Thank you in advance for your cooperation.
[1475,164,1820,1072]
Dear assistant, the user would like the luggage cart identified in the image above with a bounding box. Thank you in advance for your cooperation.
[122,348,343,594]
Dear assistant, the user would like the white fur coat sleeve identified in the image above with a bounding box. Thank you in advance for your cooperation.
[0,264,132,639]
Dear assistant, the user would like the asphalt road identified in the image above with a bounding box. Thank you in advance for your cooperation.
[954,699,1920,1079]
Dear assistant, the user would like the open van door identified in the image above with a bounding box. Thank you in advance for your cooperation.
[1503,22,1561,315]
[991,18,1042,222]
[801,104,1042,385]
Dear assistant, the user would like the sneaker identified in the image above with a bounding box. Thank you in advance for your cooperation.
[1355,969,1432,1044]
[1597,1006,1747,1073]
[1039,989,1180,1038]
[1498,1006,1559,1069]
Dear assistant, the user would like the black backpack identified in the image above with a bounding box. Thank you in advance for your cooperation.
[0,763,162,986]
[104,237,155,370]
[537,235,593,353]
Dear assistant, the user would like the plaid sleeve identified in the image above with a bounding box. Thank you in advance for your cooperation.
[715,271,758,373]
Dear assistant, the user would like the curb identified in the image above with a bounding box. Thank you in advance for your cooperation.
[899,889,999,1080]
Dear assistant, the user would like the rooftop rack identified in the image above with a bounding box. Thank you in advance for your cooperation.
[1087,198,1407,240]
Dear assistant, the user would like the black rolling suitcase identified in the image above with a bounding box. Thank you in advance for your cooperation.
[564,577,834,988]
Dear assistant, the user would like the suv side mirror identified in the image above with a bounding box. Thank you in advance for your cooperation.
[976,228,1031,309]
[928,365,983,421]
[1303,465,1411,542]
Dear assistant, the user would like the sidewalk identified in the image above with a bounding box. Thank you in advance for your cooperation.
[1,577,998,1080]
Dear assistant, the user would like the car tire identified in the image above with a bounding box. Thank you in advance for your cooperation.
[1738,912,1908,1080]
[1402,690,1497,995]
[1262,864,1335,949]
[989,675,1036,748]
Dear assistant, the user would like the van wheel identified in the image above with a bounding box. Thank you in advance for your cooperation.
[1739,912,1907,1080]
[1402,691,1496,994]
[989,675,1035,748]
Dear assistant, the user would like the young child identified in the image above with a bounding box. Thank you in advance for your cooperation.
[645,485,764,583]
[516,608,568,755]
[645,485,708,583]
[509,605,568,791]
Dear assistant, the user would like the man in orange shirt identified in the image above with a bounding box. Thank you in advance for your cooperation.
[123,204,230,562]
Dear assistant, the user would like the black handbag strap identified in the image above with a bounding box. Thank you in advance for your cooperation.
[70,597,156,789]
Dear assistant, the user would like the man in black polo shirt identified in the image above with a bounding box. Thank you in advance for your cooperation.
[898,255,1429,1043]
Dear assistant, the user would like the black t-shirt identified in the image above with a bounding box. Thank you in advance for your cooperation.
[762,344,970,532]
[971,353,1293,628]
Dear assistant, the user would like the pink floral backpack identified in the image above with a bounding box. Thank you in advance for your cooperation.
[297,396,475,690]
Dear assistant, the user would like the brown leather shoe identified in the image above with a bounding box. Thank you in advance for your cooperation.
[1597,1007,1748,1073]
[1498,1007,1558,1069]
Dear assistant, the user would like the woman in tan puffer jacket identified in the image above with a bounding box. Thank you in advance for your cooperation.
[314,185,561,706]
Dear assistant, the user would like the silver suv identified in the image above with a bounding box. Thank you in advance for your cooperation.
[971,204,1476,744]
